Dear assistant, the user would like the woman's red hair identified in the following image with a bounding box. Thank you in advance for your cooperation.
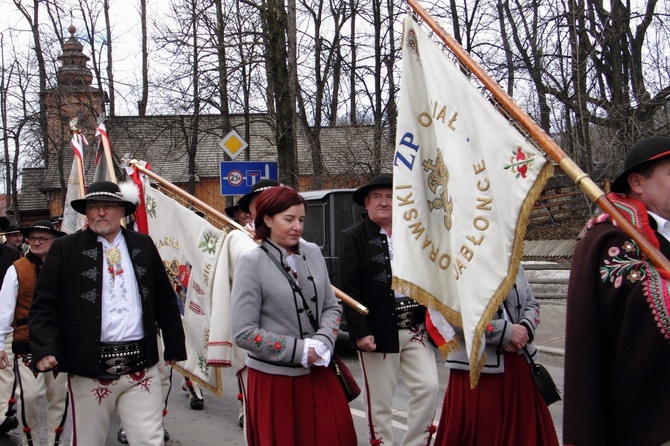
[253,186,306,241]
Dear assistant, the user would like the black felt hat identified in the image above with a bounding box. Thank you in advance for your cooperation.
[611,135,670,193]
[238,179,280,213]
[20,220,66,238]
[3,224,21,235]
[352,175,393,206]
[225,203,241,218]
[71,181,138,216]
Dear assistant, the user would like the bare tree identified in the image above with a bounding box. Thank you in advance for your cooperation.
[258,0,298,187]
[138,0,148,116]
[12,0,49,165]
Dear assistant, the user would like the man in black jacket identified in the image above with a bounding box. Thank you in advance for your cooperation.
[29,181,186,445]
[339,175,439,446]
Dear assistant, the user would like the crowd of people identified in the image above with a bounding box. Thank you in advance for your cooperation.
[0,134,667,445]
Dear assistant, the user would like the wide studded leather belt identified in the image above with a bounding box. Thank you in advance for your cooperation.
[395,298,424,329]
[99,340,146,377]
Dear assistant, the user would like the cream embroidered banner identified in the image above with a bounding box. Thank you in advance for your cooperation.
[144,184,232,396]
[392,17,552,385]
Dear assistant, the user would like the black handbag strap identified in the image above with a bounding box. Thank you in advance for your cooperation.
[260,245,319,331]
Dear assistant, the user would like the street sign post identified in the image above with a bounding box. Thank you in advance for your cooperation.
[220,161,279,196]
[219,130,248,160]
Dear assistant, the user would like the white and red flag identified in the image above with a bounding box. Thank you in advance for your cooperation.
[93,121,115,183]
[61,130,88,234]
[392,17,552,385]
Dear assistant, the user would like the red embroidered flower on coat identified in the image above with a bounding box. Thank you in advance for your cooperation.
[485,323,494,333]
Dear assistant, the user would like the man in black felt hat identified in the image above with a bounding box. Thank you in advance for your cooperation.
[49,214,63,232]
[564,135,670,445]
[28,181,186,445]
[338,175,439,446]
[3,223,24,256]
[224,201,252,227]
[237,179,280,230]
[0,220,68,445]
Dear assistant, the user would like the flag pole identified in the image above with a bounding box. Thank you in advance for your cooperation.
[129,160,369,315]
[408,0,670,273]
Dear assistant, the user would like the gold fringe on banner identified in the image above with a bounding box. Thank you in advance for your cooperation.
[469,161,554,388]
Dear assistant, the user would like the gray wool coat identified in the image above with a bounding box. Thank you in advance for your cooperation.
[231,239,341,376]
[445,267,539,374]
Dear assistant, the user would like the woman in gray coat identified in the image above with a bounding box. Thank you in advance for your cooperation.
[434,267,559,446]
[231,186,356,446]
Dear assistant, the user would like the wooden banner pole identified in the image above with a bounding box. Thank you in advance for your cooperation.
[408,0,670,273]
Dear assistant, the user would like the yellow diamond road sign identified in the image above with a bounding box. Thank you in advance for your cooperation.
[219,129,248,160]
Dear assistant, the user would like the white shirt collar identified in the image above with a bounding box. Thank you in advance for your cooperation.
[648,211,670,243]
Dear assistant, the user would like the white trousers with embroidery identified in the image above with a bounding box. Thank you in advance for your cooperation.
[359,326,439,446]
[68,364,163,445]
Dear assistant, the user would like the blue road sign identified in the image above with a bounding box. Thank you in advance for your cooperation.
[220,161,279,196]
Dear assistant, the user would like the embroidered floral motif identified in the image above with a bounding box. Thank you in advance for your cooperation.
[627,270,643,282]
[600,240,646,288]
[141,286,149,298]
[373,271,390,283]
[82,248,98,260]
[91,379,117,405]
[81,268,98,280]
[198,352,210,377]
[485,321,500,337]
[266,336,286,358]
[132,249,141,258]
[92,386,113,405]
[407,28,419,58]
[241,331,286,357]
[371,253,386,264]
[198,232,219,255]
[503,147,535,179]
[127,370,147,382]
[134,265,147,278]
[81,290,96,302]
[126,371,152,392]
[369,237,383,248]
[326,318,340,337]
[146,196,157,219]
[409,326,428,346]
[241,330,262,347]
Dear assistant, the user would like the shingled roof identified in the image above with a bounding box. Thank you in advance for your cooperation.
[23,114,390,213]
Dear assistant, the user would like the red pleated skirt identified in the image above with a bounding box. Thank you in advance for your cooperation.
[245,365,357,446]
[434,352,559,446]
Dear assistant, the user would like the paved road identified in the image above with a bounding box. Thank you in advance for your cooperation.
[0,319,566,445]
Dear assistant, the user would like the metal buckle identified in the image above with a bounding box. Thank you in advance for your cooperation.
[105,357,130,367]
[398,317,415,329]
[107,364,130,375]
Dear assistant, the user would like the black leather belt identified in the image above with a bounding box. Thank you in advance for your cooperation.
[99,340,146,377]
[395,298,423,329]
